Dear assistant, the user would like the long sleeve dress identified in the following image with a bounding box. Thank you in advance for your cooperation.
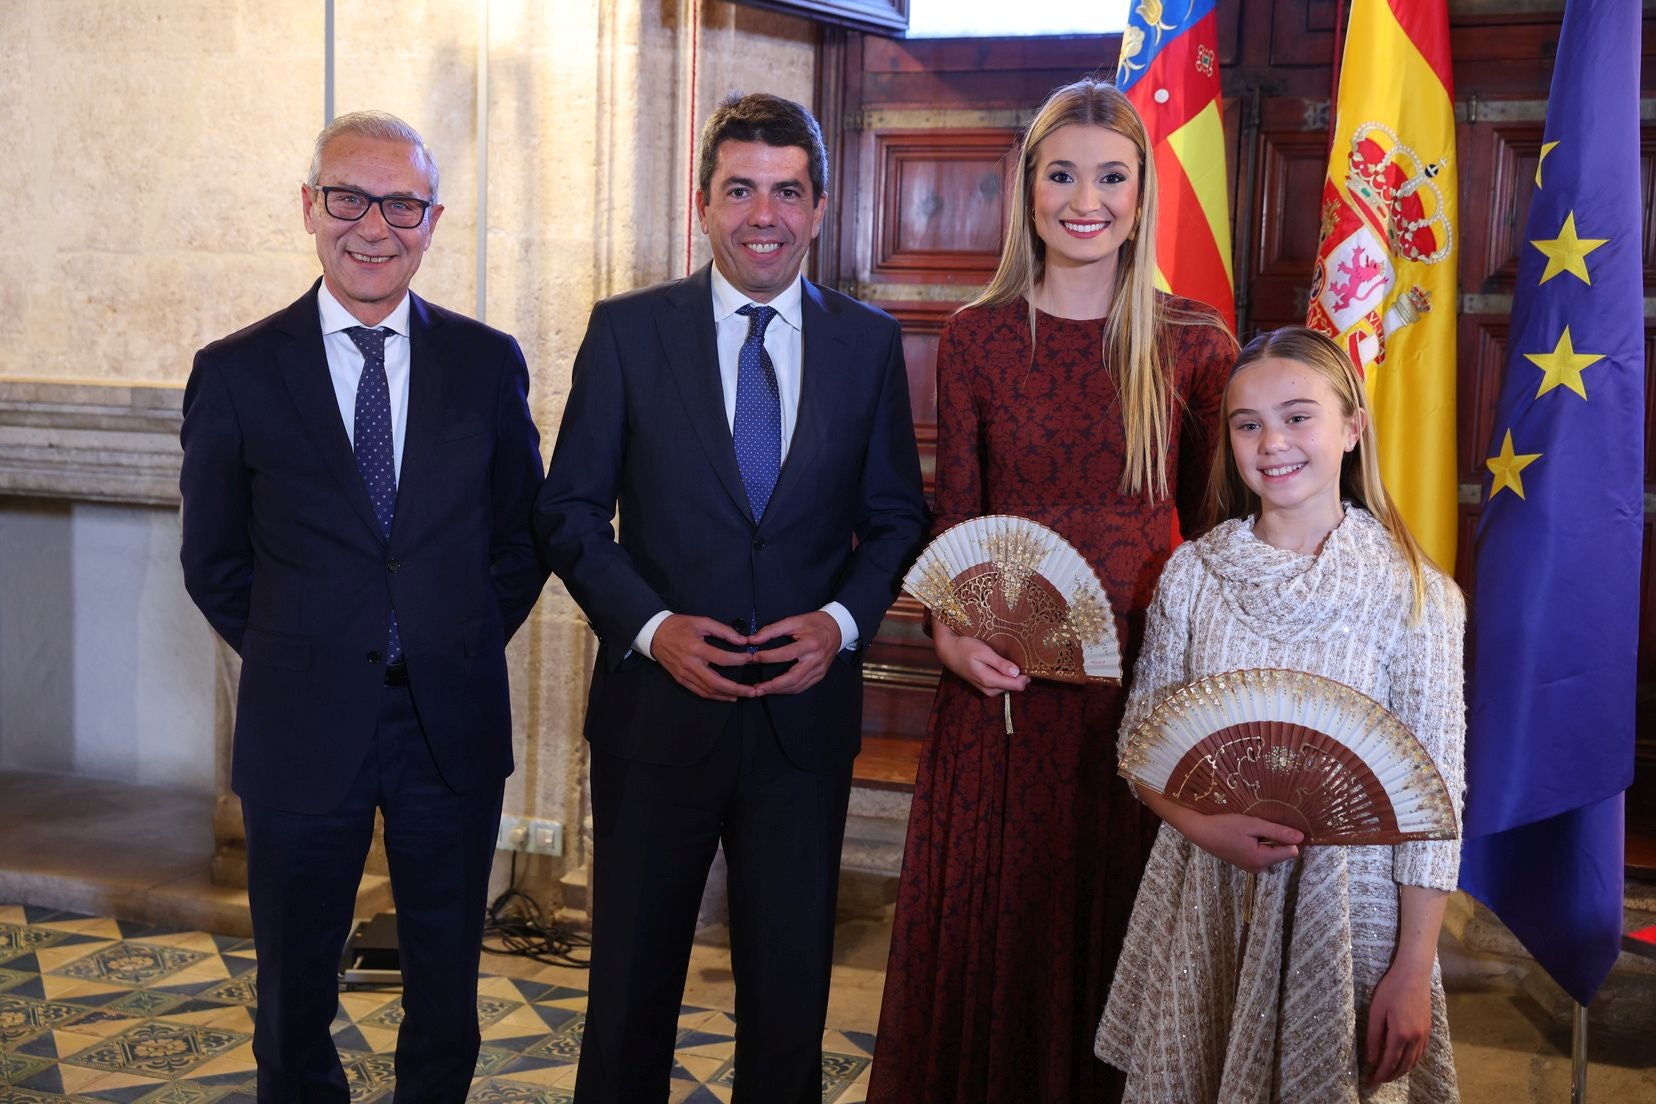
[869,297,1235,1103]
[1095,507,1466,1104]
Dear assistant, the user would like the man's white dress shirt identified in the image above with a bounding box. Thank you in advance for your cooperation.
[317,283,412,478]
[634,266,859,658]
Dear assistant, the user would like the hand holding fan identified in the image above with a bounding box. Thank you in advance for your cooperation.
[1119,668,1457,846]
[902,515,1121,733]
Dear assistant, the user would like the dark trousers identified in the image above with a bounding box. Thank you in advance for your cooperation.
[575,702,853,1104]
[242,682,506,1104]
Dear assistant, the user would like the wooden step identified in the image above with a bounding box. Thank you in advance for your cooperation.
[852,733,922,791]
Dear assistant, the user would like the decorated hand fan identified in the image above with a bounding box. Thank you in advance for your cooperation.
[902,516,1121,732]
[1119,668,1457,845]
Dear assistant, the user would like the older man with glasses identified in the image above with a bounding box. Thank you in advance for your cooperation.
[179,110,548,1102]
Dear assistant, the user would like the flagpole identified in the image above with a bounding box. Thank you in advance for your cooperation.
[1571,1001,1588,1102]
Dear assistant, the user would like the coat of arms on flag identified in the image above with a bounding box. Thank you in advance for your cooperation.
[1309,121,1452,373]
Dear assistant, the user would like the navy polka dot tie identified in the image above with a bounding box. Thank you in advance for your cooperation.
[733,304,782,522]
[344,326,402,665]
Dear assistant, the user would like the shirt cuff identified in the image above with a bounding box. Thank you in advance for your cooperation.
[823,602,859,652]
[633,610,672,660]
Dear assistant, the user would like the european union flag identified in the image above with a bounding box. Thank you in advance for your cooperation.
[1457,0,1643,1006]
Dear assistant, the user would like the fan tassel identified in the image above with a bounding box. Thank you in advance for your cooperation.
[1235,871,1258,1003]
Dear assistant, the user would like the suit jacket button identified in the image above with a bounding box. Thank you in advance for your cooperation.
[367,650,383,664]
[387,559,401,573]
[752,538,765,551]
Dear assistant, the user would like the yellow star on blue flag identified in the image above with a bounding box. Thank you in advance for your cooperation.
[1461,0,1644,1009]
[1485,430,1541,499]
[1531,211,1608,285]
[1525,326,1605,399]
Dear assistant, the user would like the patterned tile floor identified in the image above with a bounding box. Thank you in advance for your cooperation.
[0,906,875,1103]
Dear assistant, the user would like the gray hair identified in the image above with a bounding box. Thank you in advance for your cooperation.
[306,110,440,202]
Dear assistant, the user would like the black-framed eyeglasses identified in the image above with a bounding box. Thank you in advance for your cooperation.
[313,186,433,229]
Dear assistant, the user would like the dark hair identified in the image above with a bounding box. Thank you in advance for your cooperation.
[695,93,829,202]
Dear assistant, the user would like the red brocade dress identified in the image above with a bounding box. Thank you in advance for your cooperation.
[868,297,1234,1104]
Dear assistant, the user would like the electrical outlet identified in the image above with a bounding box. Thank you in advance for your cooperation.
[530,821,562,855]
[496,817,529,851]
[496,815,563,856]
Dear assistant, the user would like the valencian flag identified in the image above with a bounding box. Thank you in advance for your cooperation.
[1458,0,1642,1007]
[1115,0,1235,329]
[1308,0,1458,569]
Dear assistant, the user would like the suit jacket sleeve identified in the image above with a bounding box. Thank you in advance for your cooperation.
[491,336,551,641]
[535,301,670,649]
[179,346,253,654]
[829,318,929,641]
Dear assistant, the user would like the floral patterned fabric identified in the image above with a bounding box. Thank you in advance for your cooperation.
[869,297,1234,1104]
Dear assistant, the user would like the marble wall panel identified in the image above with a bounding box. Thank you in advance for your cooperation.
[0,499,216,793]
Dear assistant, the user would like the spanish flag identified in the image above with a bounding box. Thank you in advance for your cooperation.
[1116,0,1236,329]
[1308,0,1458,568]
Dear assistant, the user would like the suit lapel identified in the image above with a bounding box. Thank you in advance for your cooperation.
[660,266,755,523]
[274,286,384,544]
[765,278,840,525]
[394,293,444,538]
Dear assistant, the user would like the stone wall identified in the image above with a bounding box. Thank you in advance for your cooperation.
[0,497,217,792]
[0,0,818,899]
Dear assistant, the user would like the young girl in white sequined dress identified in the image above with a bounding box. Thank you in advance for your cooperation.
[1096,326,1465,1103]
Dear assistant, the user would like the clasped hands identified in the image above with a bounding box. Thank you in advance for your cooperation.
[651,611,841,701]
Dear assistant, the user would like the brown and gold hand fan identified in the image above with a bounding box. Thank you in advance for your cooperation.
[1119,668,1457,845]
[902,515,1121,733]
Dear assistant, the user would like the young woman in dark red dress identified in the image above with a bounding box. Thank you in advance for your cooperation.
[868,79,1237,1103]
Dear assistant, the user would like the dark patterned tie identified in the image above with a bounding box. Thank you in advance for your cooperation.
[732,304,782,521]
[733,304,782,643]
[344,326,402,664]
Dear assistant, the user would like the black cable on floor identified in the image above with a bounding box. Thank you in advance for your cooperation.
[481,850,592,969]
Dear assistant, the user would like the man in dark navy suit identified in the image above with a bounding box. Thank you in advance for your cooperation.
[180,110,546,1102]
[536,93,927,1103]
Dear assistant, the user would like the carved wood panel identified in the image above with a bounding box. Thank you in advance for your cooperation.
[1456,316,1508,485]
[1269,0,1340,66]
[1471,123,1545,295]
[869,131,1015,279]
[857,36,1118,108]
[1246,124,1328,332]
[888,304,947,488]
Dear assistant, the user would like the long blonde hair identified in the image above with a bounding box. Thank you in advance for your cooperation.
[969,77,1224,499]
[1205,326,1441,618]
